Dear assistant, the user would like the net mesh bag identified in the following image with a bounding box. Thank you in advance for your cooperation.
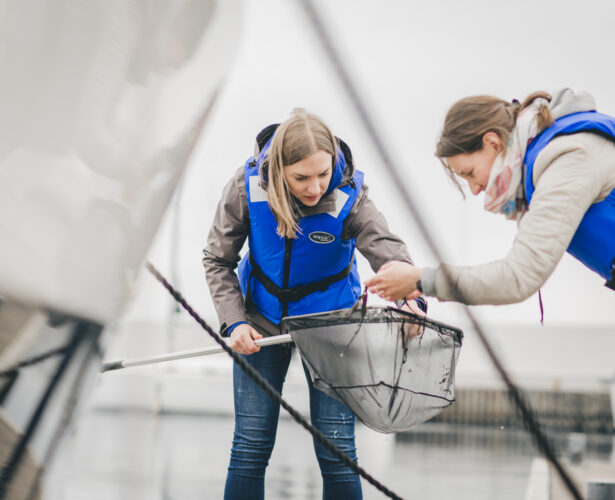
[283,305,463,433]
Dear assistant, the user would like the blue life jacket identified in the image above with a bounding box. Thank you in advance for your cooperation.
[237,130,364,324]
[524,111,615,289]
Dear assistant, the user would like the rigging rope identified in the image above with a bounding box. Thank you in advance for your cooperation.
[295,1,582,498]
[299,0,582,500]
[145,262,404,500]
[0,345,70,379]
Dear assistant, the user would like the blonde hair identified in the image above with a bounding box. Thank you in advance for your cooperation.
[436,91,554,193]
[263,108,338,238]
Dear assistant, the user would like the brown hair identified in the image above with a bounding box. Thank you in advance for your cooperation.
[436,91,554,193]
[264,108,338,238]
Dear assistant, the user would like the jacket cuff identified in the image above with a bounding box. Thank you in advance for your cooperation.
[395,297,427,314]
[420,267,438,297]
[413,297,428,313]
[219,312,249,337]
[225,321,248,336]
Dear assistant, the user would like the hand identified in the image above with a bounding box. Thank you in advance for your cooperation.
[229,323,263,354]
[365,260,422,301]
[401,299,426,337]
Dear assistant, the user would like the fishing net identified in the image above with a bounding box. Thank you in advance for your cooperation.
[283,304,463,433]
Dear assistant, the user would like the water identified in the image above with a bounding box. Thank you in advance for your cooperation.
[48,410,542,500]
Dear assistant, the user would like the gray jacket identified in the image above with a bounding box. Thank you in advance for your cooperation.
[203,160,413,336]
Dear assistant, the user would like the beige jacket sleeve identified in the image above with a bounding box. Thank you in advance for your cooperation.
[424,133,615,304]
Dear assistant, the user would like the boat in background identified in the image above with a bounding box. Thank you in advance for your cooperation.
[0,1,242,498]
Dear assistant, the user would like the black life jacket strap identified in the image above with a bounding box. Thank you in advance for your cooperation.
[247,253,354,304]
[606,256,615,291]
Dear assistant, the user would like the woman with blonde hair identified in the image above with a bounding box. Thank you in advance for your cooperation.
[366,88,615,305]
[203,108,425,499]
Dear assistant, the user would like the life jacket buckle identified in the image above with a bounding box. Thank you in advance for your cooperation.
[277,288,307,303]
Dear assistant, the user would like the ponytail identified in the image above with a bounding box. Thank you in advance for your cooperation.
[520,91,554,130]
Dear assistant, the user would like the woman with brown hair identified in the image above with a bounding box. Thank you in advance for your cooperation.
[203,108,425,499]
[366,88,615,304]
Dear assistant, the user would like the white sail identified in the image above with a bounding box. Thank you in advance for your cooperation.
[0,0,242,324]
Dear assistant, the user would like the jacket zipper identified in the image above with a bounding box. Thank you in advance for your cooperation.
[282,237,293,318]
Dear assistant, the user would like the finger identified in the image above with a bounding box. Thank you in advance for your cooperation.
[234,332,256,354]
[365,275,380,286]
[405,300,423,314]
[384,289,402,301]
[251,330,263,340]
[232,343,248,354]
[232,340,248,354]
[244,338,260,355]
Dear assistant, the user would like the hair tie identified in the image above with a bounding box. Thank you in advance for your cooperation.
[508,99,521,120]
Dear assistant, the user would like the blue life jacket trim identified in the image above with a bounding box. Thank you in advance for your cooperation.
[238,140,364,324]
[524,111,615,286]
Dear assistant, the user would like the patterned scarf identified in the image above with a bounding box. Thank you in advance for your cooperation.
[483,98,550,221]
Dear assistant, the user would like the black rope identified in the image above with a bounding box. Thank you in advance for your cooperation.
[145,262,403,500]
[0,345,70,378]
[0,323,85,499]
[0,370,18,406]
[296,1,582,498]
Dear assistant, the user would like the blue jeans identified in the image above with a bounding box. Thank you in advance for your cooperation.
[224,344,362,500]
